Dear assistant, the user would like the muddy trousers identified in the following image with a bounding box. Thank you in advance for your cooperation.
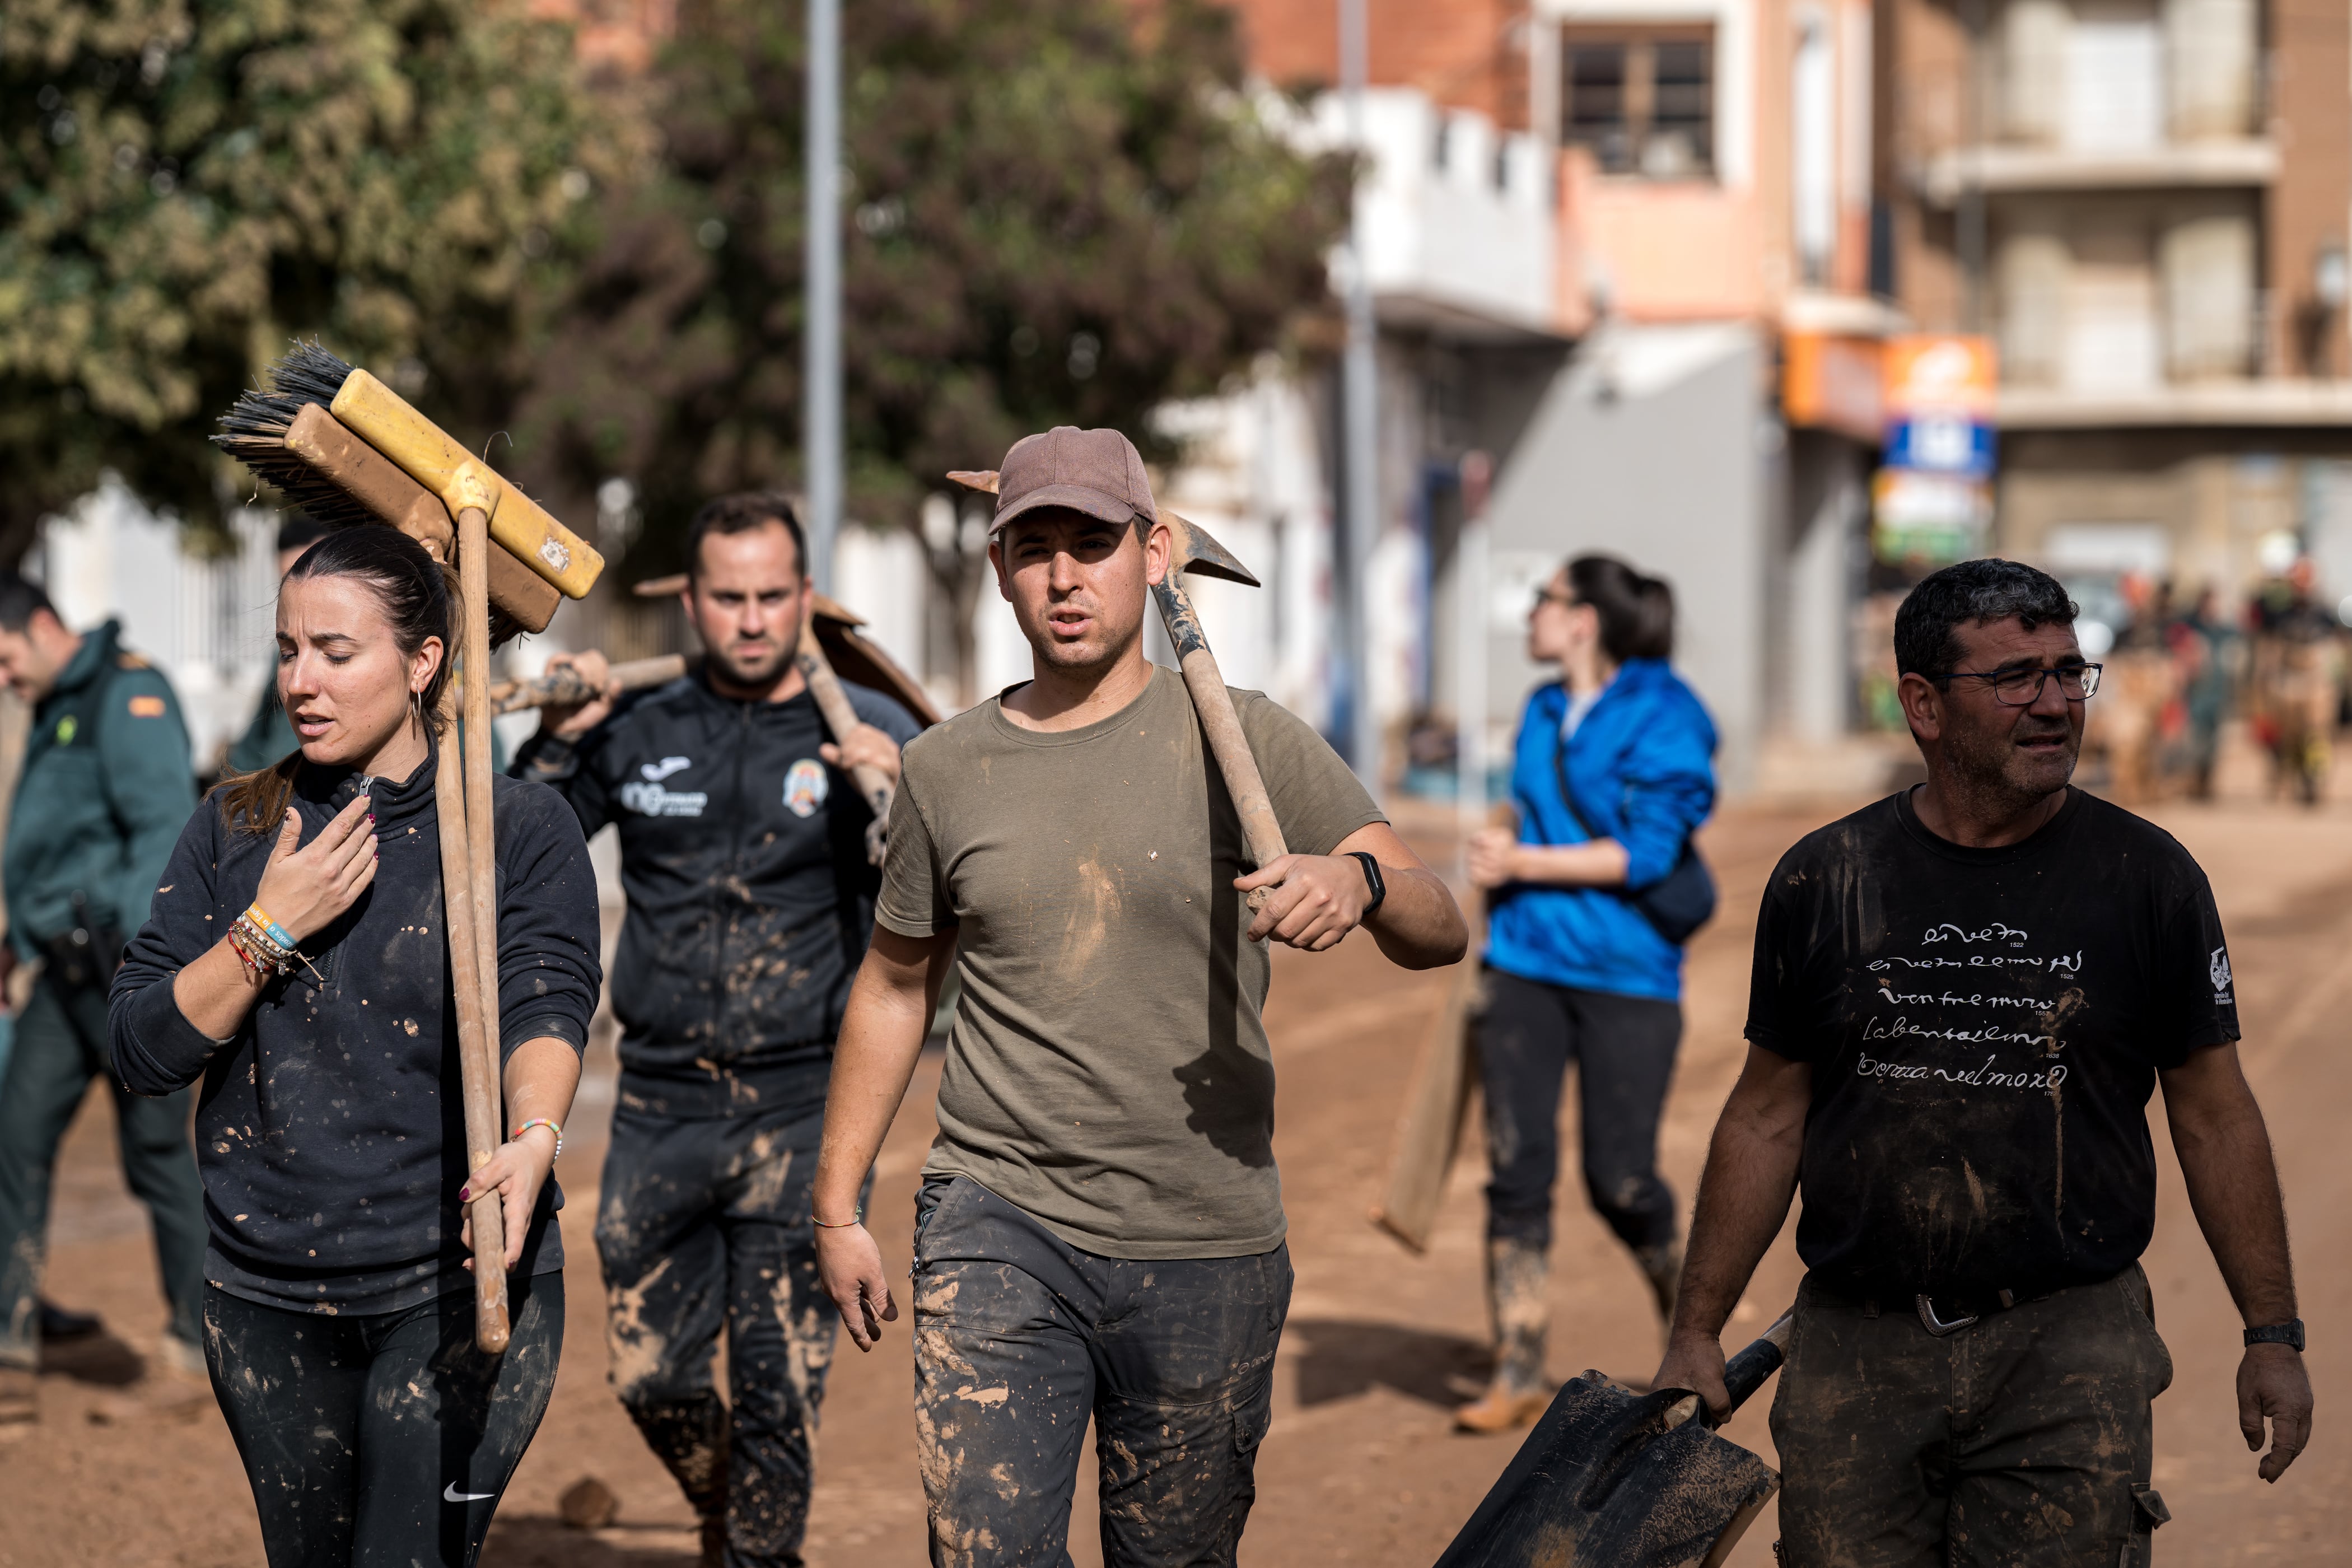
[203,1274,563,1568]
[911,1175,1290,1568]
[1770,1267,2175,1566]
[595,1102,846,1568]
[1475,969,1681,1255]
[0,973,206,1366]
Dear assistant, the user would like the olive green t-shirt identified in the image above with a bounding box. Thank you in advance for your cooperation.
[876,664,1384,1258]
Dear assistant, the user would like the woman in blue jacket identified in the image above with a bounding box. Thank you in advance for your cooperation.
[1454,554,1717,1433]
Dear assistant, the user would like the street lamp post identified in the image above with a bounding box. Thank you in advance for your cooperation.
[805,0,842,592]
[1340,0,1382,799]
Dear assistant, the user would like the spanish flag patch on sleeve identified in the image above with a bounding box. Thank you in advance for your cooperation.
[128,694,166,718]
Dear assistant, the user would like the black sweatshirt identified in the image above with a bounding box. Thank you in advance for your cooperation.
[110,741,601,1316]
[512,671,917,1119]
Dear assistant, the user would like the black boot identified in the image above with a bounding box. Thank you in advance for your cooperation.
[37,1300,101,1341]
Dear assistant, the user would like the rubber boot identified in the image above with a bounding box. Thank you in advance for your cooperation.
[1454,1238,1551,1433]
[1636,1241,1682,1327]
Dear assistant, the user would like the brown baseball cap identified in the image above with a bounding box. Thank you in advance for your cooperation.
[989,426,1158,534]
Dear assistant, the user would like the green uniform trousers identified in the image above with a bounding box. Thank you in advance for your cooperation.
[0,973,206,1366]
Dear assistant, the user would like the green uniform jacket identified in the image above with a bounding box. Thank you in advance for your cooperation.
[225,687,300,777]
[4,620,197,961]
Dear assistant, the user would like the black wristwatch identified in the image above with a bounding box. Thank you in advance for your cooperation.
[2244,1320,2306,1352]
[1348,852,1387,917]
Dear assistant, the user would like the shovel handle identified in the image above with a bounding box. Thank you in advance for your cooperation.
[1152,576,1287,908]
[1719,1311,1795,1417]
[796,621,895,865]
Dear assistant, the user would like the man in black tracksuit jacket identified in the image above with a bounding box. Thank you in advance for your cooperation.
[513,496,917,1568]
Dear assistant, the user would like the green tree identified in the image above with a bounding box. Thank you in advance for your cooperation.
[519,0,1347,687]
[0,0,629,553]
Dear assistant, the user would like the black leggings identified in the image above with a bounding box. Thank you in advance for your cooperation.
[1476,968,1681,1255]
[203,1273,563,1568]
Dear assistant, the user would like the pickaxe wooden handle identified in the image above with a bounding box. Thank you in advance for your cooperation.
[490,654,688,715]
[945,466,1284,905]
[1151,570,1286,910]
[797,620,895,866]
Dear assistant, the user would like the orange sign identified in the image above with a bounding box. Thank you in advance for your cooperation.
[1782,333,1884,442]
[1882,335,1997,419]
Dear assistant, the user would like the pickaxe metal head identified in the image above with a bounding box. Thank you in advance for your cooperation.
[946,468,1261,589]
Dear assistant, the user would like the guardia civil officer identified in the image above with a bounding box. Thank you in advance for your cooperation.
[514,493,917,1568]
[0,572,203,1422]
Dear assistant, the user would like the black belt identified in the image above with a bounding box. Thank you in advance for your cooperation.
[1822,1284,2052,1337]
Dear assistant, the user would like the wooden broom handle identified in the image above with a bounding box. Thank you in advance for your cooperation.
[1152,575,1286,910]
[451,503,510,1353]
[796,618,895,866]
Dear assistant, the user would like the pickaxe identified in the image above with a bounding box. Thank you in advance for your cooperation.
[947,471,1289,907]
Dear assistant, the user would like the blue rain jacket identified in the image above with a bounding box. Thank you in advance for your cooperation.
[1484,659,1718,1002]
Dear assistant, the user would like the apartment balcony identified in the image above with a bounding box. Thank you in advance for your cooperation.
[1919,138,2279,205]
[1998,379,2352,428]
[1310,89,1564,342]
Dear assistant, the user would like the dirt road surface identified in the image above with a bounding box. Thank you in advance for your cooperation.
[6,790,2348,1565]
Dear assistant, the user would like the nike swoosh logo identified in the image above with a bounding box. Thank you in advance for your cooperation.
[444,1482,496,1503]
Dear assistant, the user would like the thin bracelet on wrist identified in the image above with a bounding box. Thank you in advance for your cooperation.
[508,1118,563,1159]
[811,1207,863,1228]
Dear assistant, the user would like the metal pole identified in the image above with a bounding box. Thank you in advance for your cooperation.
[1456,452,1492,848]
[804,0,842,592]
[1340,0,1382,799]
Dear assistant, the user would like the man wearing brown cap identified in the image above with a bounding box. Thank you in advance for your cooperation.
[811,427,1467,1565]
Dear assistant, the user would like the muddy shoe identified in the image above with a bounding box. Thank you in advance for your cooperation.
[1453,1380,1549,1433]
[37,1300,102,1342]
[1637,1242,1683,1325]
[1457,1239,1552,1434]
[156,1333,208,1381]
[0,1364,36,1426]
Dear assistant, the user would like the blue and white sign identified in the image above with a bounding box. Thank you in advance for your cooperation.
[1885,414,1996,479]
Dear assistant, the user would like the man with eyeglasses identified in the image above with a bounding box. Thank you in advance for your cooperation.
[1655,558,2311,1564]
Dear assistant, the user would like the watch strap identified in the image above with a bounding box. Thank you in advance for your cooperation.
[1348,851,1387,916]
[2244,1319,2305,1352]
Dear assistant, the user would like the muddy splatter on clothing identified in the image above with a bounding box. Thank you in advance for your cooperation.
[1770,1266,2172,1566]
[1476,968,1680,1259]
[1746,787,2236,1299]
[877,665,1382,1258]
[109,743,601,1314]
[909,1176,1290,1567]
[514,670,918,1120]
[203,1273,563,1568]
[596,1102,853,1567]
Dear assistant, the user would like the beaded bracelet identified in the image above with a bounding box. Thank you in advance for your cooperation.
[811,1208,863,1228]
[508,1118,563,1159]
[225,924,267,982]
[231,913,290,975]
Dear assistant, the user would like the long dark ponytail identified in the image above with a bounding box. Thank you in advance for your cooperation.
[214,526,456,834]
[1566,554,1674,663]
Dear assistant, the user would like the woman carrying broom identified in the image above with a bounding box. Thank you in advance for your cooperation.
[108,526,601,1567]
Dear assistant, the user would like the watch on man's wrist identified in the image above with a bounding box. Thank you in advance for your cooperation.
[2244,1319,2305,1352]
[1347,851,1387,918]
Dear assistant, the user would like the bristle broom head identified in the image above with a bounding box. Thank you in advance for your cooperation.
[214,342,371,524]
[212,341,529,646]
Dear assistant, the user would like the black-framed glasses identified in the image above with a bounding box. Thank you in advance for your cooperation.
[1934,662,2103,706]
[1531,586,1577,612]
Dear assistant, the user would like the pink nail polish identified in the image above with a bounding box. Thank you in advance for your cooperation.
[459,1187,470,1202]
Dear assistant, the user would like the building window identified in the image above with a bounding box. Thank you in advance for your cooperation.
[1562,27,1715,179]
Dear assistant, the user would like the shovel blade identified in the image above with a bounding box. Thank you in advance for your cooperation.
[1162,511,1261,587]
[1434,1373,1779,1568]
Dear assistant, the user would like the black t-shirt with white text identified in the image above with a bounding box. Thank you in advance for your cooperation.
[1746,787,2238,1298]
